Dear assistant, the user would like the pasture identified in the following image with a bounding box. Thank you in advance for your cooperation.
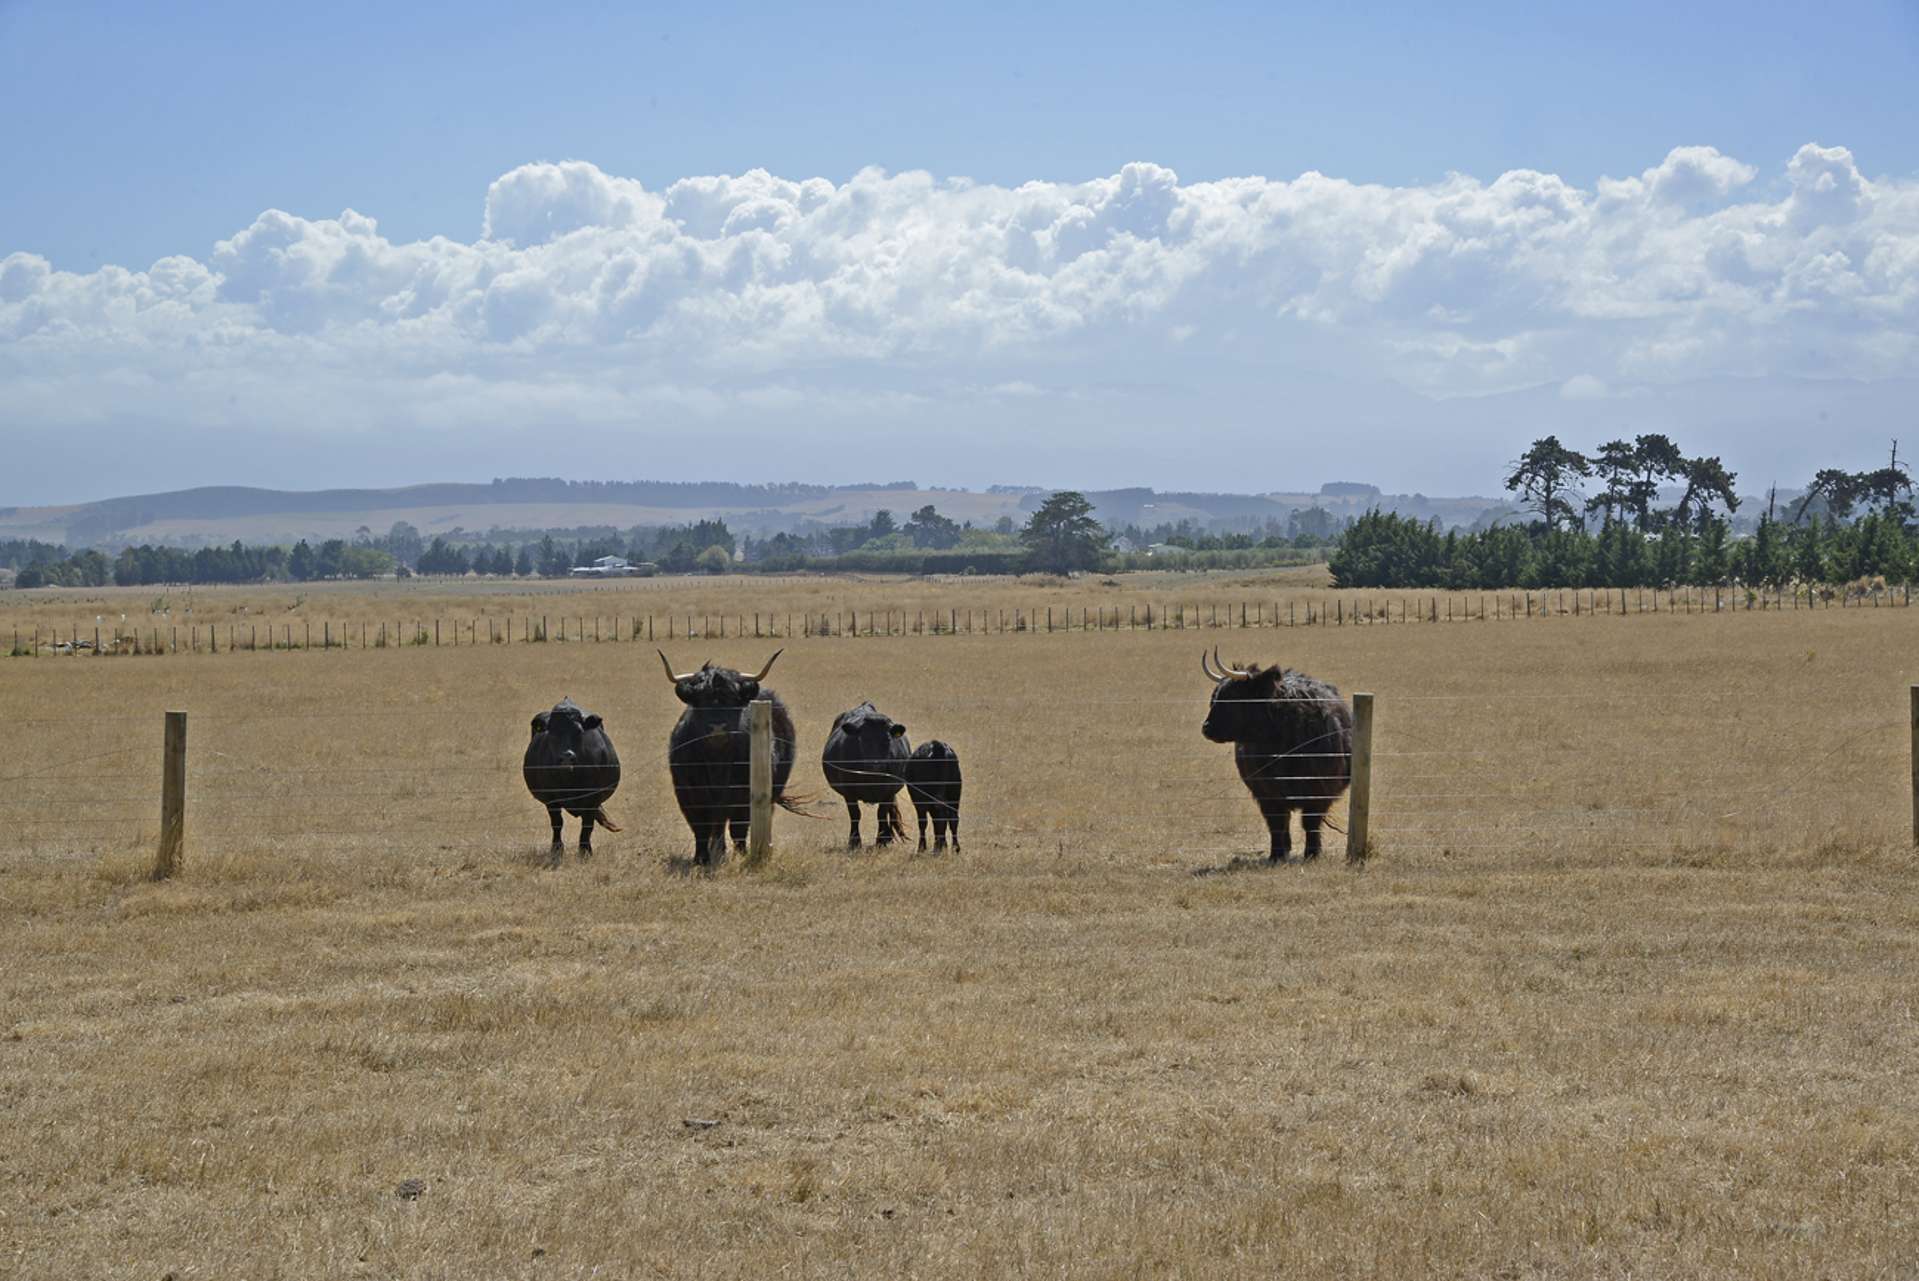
[4,572,1917,1278]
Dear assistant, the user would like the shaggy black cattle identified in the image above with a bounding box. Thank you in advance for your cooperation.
[1200,649,1353,863]
[822,702,913,848]
[523,697,622,864]
[905,740,963,853]
[660,649,795,866]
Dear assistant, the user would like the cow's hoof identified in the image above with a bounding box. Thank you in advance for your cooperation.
[578,847,593,862]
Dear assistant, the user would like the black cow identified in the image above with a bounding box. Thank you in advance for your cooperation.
[1200,649,1353,863]
[661,649,795,866]
[905,740,963,853]
[822,702,912,848]
[523,697,622,864]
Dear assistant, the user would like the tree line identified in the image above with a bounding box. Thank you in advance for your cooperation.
[6,495,1126,585]
[1333,436,1916,589]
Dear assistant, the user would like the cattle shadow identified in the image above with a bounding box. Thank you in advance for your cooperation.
[516,844,592,870]
[1190,851,1366,877]
[1190,854,1289,878]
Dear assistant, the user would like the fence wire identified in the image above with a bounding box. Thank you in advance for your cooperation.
[6,577,1912,662]
[2,686,1902,872]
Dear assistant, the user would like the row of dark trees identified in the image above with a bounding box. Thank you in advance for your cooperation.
[1504,434,1914,534]
[1321,436,1918,590]
[0,539,71,571]
[1504,434,1746,533]
[1332,507,1918,590]
[1118,507,1347,551]
[7,496,1118,585]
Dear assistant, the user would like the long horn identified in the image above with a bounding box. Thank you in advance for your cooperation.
[745,648,783,682]
[1215,646,1254,678]
[1202,648,1222,681]
[658,650,699,683]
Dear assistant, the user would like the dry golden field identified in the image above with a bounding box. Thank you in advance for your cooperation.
[3,564,1880,655]
[4,572,1918,1278]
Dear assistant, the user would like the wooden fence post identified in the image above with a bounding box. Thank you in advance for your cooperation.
[748,697,773,867]
[155,711,187,880]
[1910,684,1919,848]
[1348,692,1373,864]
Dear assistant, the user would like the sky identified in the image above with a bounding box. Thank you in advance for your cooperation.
[3,0,1918,506]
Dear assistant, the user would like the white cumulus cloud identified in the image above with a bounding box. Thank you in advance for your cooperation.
[3,143,1917,493]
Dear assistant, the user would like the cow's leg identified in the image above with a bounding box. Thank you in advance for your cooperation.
[1301,803,1329,861]
[578,808,596,860]
[545,803,566,866]
[941,803,958,852]
[914,796,930,851]
[845,797,862,849]
[709,798,737,868]
[691,813,720,868]
[877,799,899,846]
[729,810,749,853]
[1262,801,1294,863]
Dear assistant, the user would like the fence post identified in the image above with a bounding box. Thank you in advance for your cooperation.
[1348,692,1373,863]
[748,697,773,868]
[1910,684,1919,848]
[155,710,187,880]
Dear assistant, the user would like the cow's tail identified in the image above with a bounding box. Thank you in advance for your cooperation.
[777,791,831,818]
[595,808,623,833]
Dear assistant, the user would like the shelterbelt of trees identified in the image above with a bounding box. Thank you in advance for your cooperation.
[5,495,1174,586]
[1330,435,1918,590]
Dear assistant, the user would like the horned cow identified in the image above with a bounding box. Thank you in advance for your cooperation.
[1200,649,1353,863]
[660,649,796,867]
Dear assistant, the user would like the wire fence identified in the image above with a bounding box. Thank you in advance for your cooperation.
[5,684,1908,873]
[5,579,1915,659]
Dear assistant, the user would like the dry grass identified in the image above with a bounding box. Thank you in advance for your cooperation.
[1,567,1354,652]
[5,564,1870,654]
[4,576,1918,1278]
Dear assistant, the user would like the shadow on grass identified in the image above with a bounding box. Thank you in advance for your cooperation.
[1190,854,1280,878]
[1190,852,1369,877]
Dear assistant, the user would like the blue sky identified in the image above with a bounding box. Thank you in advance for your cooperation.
[7,0,1915,270]
[3,0,1918,503]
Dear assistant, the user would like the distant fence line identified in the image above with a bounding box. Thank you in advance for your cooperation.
[5,581,1914,658]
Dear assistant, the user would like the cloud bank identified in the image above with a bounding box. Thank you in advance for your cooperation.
[3,144,1916,497]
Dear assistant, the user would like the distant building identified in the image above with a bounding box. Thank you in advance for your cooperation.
[569,556,654,579]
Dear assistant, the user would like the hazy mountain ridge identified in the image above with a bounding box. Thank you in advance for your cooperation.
[0,478,1515,550]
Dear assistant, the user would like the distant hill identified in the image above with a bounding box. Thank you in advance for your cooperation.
[0,478,1510,550]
